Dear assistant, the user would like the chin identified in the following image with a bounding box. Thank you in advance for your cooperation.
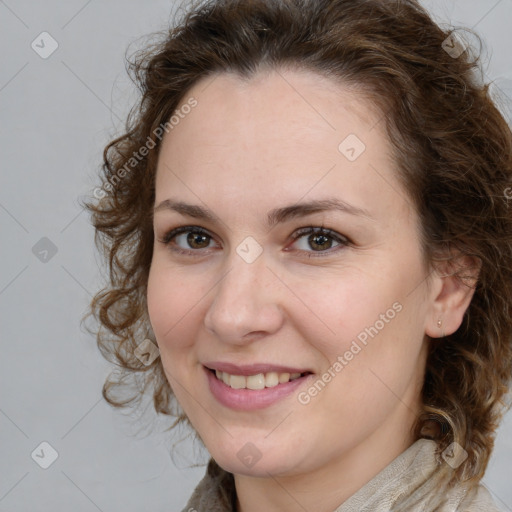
[206,439,306,478]
[216,454,292,478]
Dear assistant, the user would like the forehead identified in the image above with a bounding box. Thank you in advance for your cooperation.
[155,68,410,224]
[167,68,381,152]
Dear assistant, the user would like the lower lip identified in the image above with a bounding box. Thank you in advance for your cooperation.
[205,367,311,411]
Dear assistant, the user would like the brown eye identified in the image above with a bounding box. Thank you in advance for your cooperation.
[308,233,333,251]
[186,231,211,249]
[160,226,218,255]
[289,226,349,256]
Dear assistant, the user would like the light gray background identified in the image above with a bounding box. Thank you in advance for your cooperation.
[1,1,511,511]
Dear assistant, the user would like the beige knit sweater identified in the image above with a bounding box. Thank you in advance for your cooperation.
[181,439,502,511]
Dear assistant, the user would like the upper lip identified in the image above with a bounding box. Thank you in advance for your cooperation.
[203,362,312,376]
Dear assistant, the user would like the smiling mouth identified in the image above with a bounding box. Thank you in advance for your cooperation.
[209,368,311,390]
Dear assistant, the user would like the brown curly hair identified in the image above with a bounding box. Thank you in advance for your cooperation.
[83,0,512,487]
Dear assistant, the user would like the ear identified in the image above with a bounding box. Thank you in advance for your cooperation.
[424,252,481,338]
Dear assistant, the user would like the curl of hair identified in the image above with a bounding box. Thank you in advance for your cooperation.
[83,0,512,486]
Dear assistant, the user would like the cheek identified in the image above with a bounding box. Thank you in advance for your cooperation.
[146,262,208,412]
[289,263,426,391]
[146,261,203,353]
[286,270,400,353]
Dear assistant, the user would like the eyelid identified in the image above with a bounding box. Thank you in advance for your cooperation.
[159,225,213,245]
[289,226,349,243]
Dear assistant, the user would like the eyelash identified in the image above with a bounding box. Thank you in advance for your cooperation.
[157,225,350,258]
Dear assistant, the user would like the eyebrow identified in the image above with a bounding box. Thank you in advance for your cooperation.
[154,197,374,227]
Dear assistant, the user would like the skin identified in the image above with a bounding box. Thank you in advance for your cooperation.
[147,68,476,512]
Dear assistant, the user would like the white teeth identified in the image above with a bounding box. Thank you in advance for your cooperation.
[278,372,290,384]
[265,372,279,388]
[246,374,266,390]
[229,374,246,389]
[214,370,305,389]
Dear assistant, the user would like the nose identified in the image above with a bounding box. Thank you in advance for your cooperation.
[203,253,285,345]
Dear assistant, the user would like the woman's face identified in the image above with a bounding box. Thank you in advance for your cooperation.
[147,68,437,478]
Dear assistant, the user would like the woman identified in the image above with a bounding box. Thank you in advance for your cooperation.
[85,0,512,510]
